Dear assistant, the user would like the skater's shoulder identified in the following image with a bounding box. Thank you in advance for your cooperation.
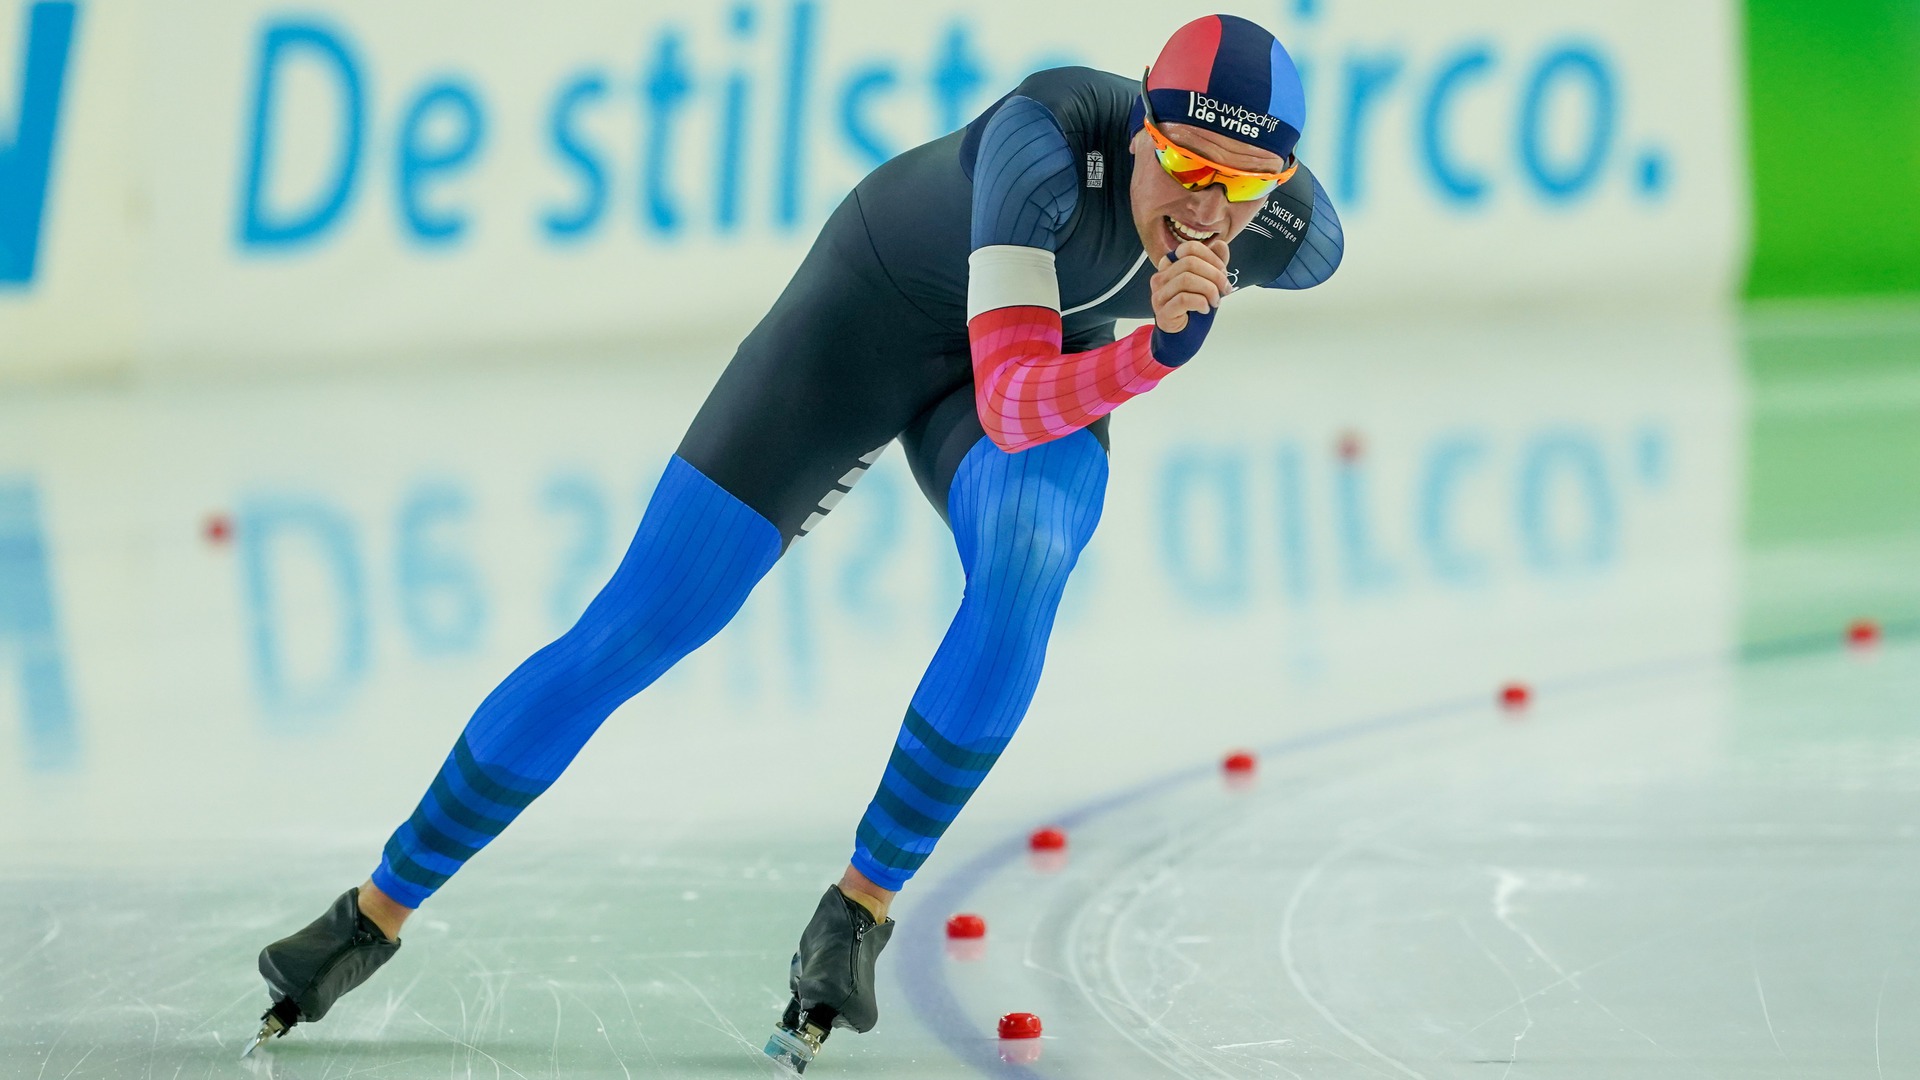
[1001,66,1139,132]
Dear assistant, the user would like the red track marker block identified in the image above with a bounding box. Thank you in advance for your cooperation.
[1028,827,1067,852]
[946,914,986,939]
[998,1012,1043,1039]
[203,514,233,545]
[1223,750,1257,775]
[1847,618,1881,648]
[1499,682,1531,712]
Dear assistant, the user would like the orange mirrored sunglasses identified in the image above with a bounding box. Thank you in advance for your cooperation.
[1140,72,1296,202]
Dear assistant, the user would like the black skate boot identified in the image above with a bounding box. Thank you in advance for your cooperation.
[764,885,896,1073]
[243,888,401,1057]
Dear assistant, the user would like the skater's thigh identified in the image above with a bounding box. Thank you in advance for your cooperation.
[677,197,967,546]
[899,381,1111,529]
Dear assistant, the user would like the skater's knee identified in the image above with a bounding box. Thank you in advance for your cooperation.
[950,431,1106,588]
[560,577,727,681]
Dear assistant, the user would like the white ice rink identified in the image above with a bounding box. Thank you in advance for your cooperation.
[5,310,1917,1077]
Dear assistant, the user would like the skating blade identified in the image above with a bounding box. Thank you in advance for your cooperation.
[763,1027,816,1074]
[242,1005,292,1058]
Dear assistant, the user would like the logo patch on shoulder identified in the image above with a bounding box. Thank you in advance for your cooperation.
[1084,151,1104,189]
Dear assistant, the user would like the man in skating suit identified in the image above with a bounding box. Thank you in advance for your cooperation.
[248,13,1343,1068]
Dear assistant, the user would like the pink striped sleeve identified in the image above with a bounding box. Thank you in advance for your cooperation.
[966,307,1177,453]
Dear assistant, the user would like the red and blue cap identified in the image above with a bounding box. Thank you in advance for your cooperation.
[1139,14,1305,161]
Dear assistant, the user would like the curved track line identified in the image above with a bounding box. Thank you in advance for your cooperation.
[896,638,1882,1077]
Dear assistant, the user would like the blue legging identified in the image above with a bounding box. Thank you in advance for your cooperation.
[373,432,1105,908]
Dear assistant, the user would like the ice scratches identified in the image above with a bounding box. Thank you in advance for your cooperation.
[1747,916,1785,1058]
[1280,822,1431,1080]
[597,965,666,1074]
[408,1008,532,1079]
[1451,915,1531,1080]
[1056,806,1340,1080]
[0,911,61,979]
[662,968,764,1064]
[1447,886,1788,1056]
[1483,865,1667,1053]
[1874,965,1889,1080]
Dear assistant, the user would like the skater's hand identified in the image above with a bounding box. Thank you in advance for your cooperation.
[1152,239,1232,335]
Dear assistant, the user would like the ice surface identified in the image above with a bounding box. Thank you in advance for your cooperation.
[4,309,1918,1076]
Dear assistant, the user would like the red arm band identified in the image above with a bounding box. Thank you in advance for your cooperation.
[967,308,1173,453]
[965,245,1176,453]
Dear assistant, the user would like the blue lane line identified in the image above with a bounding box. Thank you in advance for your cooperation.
[892,642,1796,1077]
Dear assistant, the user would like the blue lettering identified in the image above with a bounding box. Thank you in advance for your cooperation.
[1636,147,1668,198]
[775,1,817,229]
[930,21,987,136]
[1518,432,1617,571]
[1418,436,1490,584]
[1335,455,1399,593]
[718,4,756,232]
[238,496,369,721]
[0,482,77,770]
[0,2,78,287]
[541,473,611,629]
[1336,53,1401,206]
[543,72,610,239]
[1634,425,1670,488]
[1275,443,1313,603]
[396,79,486,244]
[395,483,486,654]
[840,64,901,170]
[1520,45,1615,200]
[641,30,694,235]
[1160,448,1251,610]
[1421,46,1495,205]
[239,20,365,249]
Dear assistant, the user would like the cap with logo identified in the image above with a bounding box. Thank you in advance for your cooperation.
[1136,14,1305,161]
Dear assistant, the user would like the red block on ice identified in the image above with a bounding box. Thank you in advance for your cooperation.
[1223,750,1257,774]
[998,1012,1043,1039]
[1029,827,1067,851]
[1848,618,1881,647]
[1500,682,1531,710]
[946,914,986,939]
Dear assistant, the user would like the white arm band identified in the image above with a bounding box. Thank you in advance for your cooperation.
[966,245,1061,321]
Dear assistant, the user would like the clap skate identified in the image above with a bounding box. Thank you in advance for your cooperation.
[242,888,400,1057]
[764,885,895,1073]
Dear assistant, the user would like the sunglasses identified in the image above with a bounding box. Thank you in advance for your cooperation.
[1140,70,1297,203]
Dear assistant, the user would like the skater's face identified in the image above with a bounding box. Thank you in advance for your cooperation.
[1128,121,1289,260]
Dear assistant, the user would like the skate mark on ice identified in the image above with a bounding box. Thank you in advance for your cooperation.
[408,1008,532,1079]
[1746,914,1785,1058]
[1450,914,1532,1080]
[1485,866,1665,1053]
[599,965,667,1074]
[179,986,258,1037]
[51,1045,93,1080]
[1443,886,1790,1052]
[1279,820,1430,1080]
[1061,809,1313,1080]
[662,967,764,1063]
[1874,965,1889,1080]
[0,912,61,978]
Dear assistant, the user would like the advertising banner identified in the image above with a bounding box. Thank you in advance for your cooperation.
[1,0,1746,376]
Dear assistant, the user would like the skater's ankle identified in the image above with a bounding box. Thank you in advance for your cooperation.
[837,866,895,922]
[356,880,412,941]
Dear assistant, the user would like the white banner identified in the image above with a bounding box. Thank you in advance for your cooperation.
[0,0,1746,377]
